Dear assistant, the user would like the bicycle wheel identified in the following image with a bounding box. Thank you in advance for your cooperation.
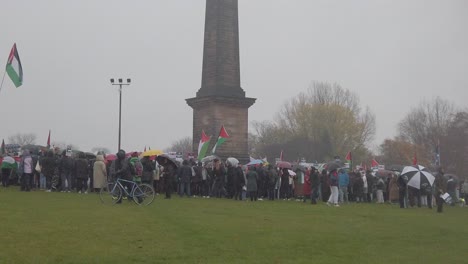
[100,182,122,205]
[132,183,155,206]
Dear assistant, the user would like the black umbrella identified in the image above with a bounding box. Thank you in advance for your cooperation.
[156,154,180,168]
[375,170,394,178]
[84,152,96,160]
[326,160,344,172]
[401,165,435,190]
[386,164,404,172]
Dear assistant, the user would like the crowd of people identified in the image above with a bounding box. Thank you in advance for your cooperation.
[1,148,467,213]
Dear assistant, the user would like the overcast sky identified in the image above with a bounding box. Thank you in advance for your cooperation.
[1,0,467,154]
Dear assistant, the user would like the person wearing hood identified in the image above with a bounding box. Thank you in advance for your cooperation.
[110,150,135,202]
[93,154,107,192]
[19,149,33,191]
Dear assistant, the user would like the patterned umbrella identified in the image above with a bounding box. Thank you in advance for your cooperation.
[401,165,435,190]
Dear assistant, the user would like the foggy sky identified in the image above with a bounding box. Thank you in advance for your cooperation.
[1,0,467,154]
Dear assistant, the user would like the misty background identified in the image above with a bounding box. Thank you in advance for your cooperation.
[1,0,467,153]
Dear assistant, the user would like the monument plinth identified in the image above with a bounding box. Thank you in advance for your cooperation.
[186,0,255,163]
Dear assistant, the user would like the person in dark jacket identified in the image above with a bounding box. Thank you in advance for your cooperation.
[280,168,290,200]
[59,150,75,192]
[309,167,320,204]
[191,162,203,197]
[178,160,192,197]
[233,164,245,201]
[141,156,155,185]
[160,157,176,199]
[75,152,89,194]
[434,169,447,213]
[397,174,408,208]
[110,150,135,202]
[268,165,279,201]
[246,166,258,201]
[41,150,57,192]
[211,159,226,198]
[226,162,236,199]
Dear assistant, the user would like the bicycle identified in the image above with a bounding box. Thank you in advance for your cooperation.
[100,178,155,206]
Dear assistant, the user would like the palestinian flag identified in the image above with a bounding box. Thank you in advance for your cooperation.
[197,130,211,161]
[371,158,380,168]
[6,43,23,88]
[211,125,229,154]
[345,151,352,169]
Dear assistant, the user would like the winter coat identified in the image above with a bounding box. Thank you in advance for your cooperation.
[310,171,319,189]
[75,158,89,179]
[233,166,245,188]
[338,172,349,187]
[246,170,258,192]
[40,152,57,177]
[59,156,75,174]
[141,158,155,183]
[178,164,192,183]
[388,176,399,201]
[376,178,386,190]
[110,157,135,180]
[93,155,107,188]
[303,172,311,196]
[329,171,339,187]
[269,168,279,187]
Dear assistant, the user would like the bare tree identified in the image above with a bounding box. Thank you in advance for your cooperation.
[8,133,37,146]
[165,137,192,154]
[252,81,376,163]
[440,111,468,178]
[399,97,456,152]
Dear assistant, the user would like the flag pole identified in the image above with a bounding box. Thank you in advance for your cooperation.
[0,70,7,93]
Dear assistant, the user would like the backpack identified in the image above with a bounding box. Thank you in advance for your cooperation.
[129,157,143,176]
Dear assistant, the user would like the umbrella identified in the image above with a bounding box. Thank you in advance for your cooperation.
[288,169,296,176]
[84,152,96,160]
[105,154,117,162]
[375,170,394,178]
[246,159,263,166]
[226,157,239,167]
[2,156,16,164]
[386,164,404,172]
[277,161,292,169]
[140,149,163,157]
[325,161,344,172]
[156,154,180,168]
[444,174,459,183]
[401,165,435,190]
[201,155,219,163]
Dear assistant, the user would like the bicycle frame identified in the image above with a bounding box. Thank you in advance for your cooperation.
[111,178,140,197]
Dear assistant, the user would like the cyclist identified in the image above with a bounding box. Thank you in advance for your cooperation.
[110,150,136,203]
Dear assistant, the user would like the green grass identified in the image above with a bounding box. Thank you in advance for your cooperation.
[0,187,467,264]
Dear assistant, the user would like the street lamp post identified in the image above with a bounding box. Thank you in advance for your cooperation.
[110,78,131,151]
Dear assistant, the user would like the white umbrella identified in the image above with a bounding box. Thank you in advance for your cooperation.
[226,157,239,167]
[288,169,296,176]
[401,165,435,190]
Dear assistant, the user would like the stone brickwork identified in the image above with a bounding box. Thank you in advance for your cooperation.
[186,0,255,164]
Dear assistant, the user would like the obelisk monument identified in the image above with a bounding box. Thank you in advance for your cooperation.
[186,0,255,163]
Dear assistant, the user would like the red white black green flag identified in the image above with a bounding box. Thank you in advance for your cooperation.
[211,125,229,154]
[6,43,23,88]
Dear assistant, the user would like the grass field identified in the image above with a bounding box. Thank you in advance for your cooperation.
[0,187,467,264]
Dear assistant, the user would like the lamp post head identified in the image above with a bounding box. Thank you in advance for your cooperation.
[110,78,114,84]
[118,78,123,84]
[127,78,131,83]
